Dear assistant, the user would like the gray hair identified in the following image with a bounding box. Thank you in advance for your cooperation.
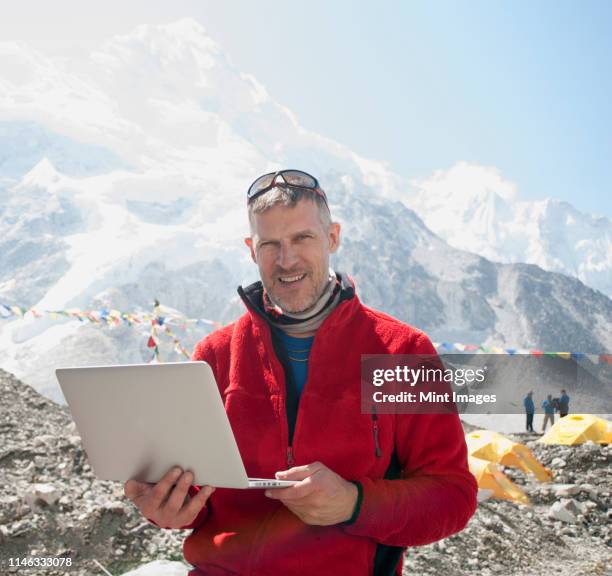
[248,186,332,230]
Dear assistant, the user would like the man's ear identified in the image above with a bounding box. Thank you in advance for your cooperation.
[244,237,257,263]
[327,222,341,254]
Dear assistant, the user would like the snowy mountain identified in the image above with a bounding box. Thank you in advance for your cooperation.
[407,162,612,298]
[0,20,610,401]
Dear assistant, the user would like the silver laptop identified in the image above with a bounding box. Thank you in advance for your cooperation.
[55,361,296,489]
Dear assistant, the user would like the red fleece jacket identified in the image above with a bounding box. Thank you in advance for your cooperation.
[183,290,477,576]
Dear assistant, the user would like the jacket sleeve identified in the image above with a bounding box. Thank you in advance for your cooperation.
[342,332,478,546]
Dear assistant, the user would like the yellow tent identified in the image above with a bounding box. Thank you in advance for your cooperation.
[468,456,530,505]
[539,414,612,445]
[466,429,552,482]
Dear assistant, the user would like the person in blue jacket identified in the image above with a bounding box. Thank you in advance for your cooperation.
[558,389,570,418]
[523,391,535,432]
[542,394,555,431]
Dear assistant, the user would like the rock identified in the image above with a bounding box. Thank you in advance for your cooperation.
[119,560,190,576]
[579,483,598,497]
[551,457,566,468]
[0,495,23,523]
[552,483,580,497]
[478,489,494,502]
[105,501,126,515]
[33,434,56,447]
[24,483,60,508]
[548,499,586,523]
[67,435,82,447]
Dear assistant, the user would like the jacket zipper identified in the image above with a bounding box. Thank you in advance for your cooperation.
[242,288,351,475]
[372,413,382,457]
[284,328,322,469]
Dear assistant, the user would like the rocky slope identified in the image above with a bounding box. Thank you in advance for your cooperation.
[408,434,612,575]
[0,369,183,575]
[1,369,610,576]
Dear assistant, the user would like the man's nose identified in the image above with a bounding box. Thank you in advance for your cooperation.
[277,242,298,269]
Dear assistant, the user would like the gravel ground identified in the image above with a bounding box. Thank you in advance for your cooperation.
[1,368,610,576]
[406,433,612,576]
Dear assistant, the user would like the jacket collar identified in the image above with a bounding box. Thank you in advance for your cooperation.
[237,271,356,331]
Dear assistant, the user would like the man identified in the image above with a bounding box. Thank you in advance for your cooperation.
[542,394,555,432]
[558,389,570,418]
[125,170,477,575]
[524,391,535,432]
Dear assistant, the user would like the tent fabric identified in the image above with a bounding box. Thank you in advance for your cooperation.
[468,456,530,505]
[466,430,552,482]
[539,414,612,445]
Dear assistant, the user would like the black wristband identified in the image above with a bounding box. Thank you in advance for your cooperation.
[343,480,363,525]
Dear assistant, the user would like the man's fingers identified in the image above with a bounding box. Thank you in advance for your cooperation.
[150,467,183,508]
[275,461,324,482]
[268,462,327,501]
[163,471,194,514]
[124,479,149,502]
[266,477,315,501]
[178,485,215,522]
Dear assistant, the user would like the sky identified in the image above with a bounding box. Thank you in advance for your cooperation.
[2,0,611,217]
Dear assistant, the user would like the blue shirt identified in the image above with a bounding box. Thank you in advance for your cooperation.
[542,400,554,415]
[559,394,570,411]
[278,332,314,400]
[524,396,534,414]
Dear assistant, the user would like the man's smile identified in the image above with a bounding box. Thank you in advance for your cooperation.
[278,273,307,284]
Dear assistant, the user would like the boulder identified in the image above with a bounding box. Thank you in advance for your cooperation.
[120,560,190,576]
[551,483,580,497]
[548,499,586,523]
[24,483,60,508]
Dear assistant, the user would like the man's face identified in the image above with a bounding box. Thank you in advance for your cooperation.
[245,199,340,313]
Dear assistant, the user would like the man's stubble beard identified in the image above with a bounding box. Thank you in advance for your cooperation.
[264,273,329,314]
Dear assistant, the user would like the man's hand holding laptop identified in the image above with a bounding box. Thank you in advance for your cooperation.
[265,461,358,526]
[124,467,215,529]
[124,460,358,529]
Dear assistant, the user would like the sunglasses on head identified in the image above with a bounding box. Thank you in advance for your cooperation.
[247,169,328,206]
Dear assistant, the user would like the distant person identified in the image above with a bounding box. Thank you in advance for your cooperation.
[523,391,535,432]
[559,389,570,417]
[551,396,561,413]
[542,394,555,431]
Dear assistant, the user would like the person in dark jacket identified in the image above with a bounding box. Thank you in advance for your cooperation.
[124,170,477,575]
[542,394,555,431]
[524,391,535,432]
[559,389,570,417]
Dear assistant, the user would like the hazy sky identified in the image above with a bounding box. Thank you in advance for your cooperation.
[2,0,611,216]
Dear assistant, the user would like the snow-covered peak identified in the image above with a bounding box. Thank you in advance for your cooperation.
[17,157,61,190]
[414,161,518,202]
[91,19,223,82]
[89,18,269,125]
[407,162,612,297]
